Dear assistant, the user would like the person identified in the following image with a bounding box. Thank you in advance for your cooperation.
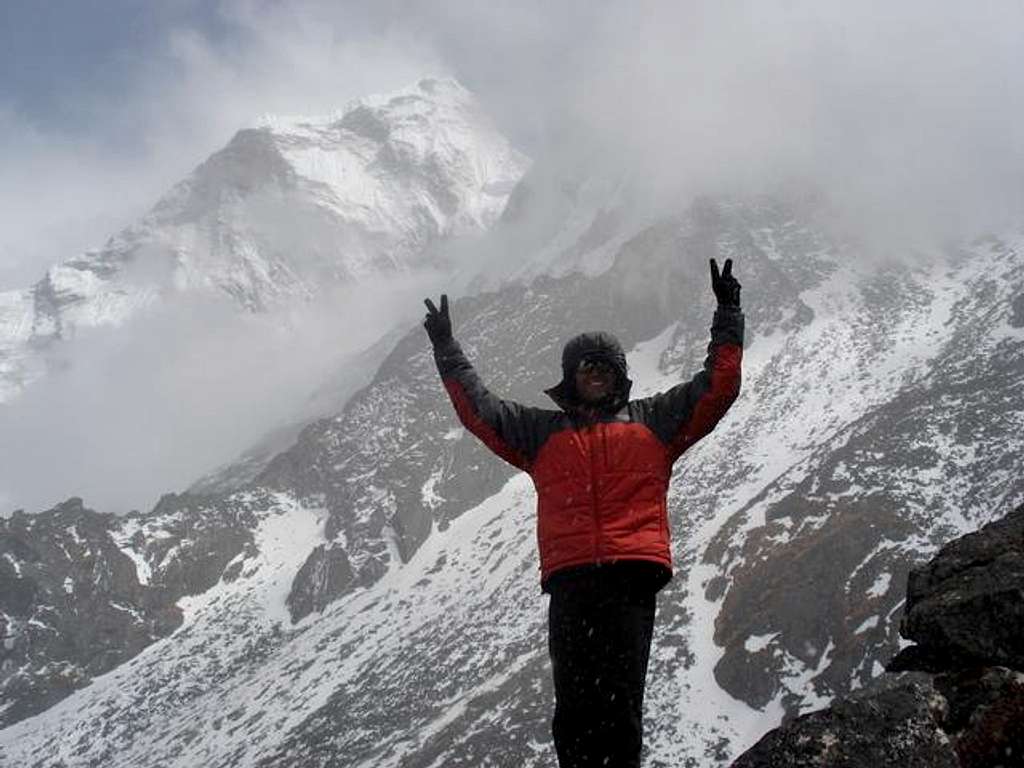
[423,258,744,768]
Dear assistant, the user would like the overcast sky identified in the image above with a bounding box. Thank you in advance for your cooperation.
[0,0,593,288]
[1,1,1023,514]
[3,0,1023,287]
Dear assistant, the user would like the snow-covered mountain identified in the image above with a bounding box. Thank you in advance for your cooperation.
[0,77,528,404]
[2,123,1024,764]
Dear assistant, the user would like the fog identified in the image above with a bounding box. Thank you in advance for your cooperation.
[0,1,442,290]
[562,2,1024,248]
[1,0,1023,514]
[0,273,438,515]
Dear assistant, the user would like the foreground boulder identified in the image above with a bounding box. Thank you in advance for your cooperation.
[935,666,1024,768]
[731,501,1024,768]
[730,681,957,768]
[889,503,1024,673]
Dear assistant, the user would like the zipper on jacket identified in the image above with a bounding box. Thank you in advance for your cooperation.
[591,422,602,563]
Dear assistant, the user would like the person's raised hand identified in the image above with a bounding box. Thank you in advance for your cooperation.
[710,258,741,308]
[423,294,453,345]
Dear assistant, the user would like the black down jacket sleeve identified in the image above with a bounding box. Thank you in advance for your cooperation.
[630,305,744,463]
[432,337,558,472]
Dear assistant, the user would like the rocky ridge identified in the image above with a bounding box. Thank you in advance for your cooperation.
[1,194,1022,765]
[0,489,304,728]
[701,232,1024,719]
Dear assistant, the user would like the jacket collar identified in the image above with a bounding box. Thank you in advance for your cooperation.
[544,379,632,417]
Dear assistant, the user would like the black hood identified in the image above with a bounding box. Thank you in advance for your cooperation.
[545,331,633,414]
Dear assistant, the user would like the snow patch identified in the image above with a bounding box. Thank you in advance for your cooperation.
[176,493,325,628]
[866,572,891,599]
[111,520,153,585]
[421,466,444,510]
[2,553,21,577]
[109,602,143,621]
[779,639,835,715]
[854,616,879,634]
[744,633,780,653]
[990,321,1024,343]
[628,323,681,397]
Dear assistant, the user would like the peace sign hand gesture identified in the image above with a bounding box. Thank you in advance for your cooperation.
[423,294,453,346]
[710,258,741,308]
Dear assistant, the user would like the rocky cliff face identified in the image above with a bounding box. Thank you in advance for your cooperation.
[730,501,1024,768]
[1,499,181,725]
[701,232,1024,720]
[0,490,292,728]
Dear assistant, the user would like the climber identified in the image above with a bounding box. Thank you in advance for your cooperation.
[423,258,744,768]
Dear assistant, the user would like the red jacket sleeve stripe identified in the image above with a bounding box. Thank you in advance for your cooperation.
[443,378,531,471]
[668,343,742,460]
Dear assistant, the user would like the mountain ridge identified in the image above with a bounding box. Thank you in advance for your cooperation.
[3,189,1021,765]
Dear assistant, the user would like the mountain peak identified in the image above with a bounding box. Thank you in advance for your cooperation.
[255,76,472,133]
[0,78,529,403]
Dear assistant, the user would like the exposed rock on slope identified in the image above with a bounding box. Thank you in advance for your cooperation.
[730,502,1024,768]
[0,492,272,727]
[730,680,958,768]
[706,233,1024,718]
[2,199,1022,767]
[890,502,1024,673]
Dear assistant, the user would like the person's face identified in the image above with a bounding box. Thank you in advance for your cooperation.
[574,357,616,403]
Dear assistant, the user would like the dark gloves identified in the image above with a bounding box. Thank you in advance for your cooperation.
[710,258,741,308]
[423,294,453,346]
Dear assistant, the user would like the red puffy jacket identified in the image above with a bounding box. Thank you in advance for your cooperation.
[433,307,743,585]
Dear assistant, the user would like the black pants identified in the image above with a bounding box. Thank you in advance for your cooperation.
[546,565,660,768]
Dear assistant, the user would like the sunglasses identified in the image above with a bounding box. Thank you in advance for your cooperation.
[577,357,616,375]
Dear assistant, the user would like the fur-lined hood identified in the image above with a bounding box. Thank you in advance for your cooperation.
[544,331,633,414]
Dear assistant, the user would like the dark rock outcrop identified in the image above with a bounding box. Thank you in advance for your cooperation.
[731,501,1024,768]
[285,544,356,618]
[730,681,958,767]
[0,493,258,728]
[935,666,1024,768]
[0,499,179,725]
[889,504,1024,673]
[712,497,912,712]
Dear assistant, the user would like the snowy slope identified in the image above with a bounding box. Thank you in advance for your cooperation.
[0,289,42,402]
[0,77,528,404]
[702,232,1024,720]
[4,196,1022,766]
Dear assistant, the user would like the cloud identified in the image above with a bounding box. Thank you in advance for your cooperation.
[0,0,443,289]
[554,1,1024,247]
[0,0,455,514]
[2,0,1024,513]
[0,108,145,288]
[317,0,1024,249]
[5,0,1024,281]
[0,272,440,515]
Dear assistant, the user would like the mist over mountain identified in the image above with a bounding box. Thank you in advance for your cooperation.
[0,77,527,515]
[2,129,1022,764]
